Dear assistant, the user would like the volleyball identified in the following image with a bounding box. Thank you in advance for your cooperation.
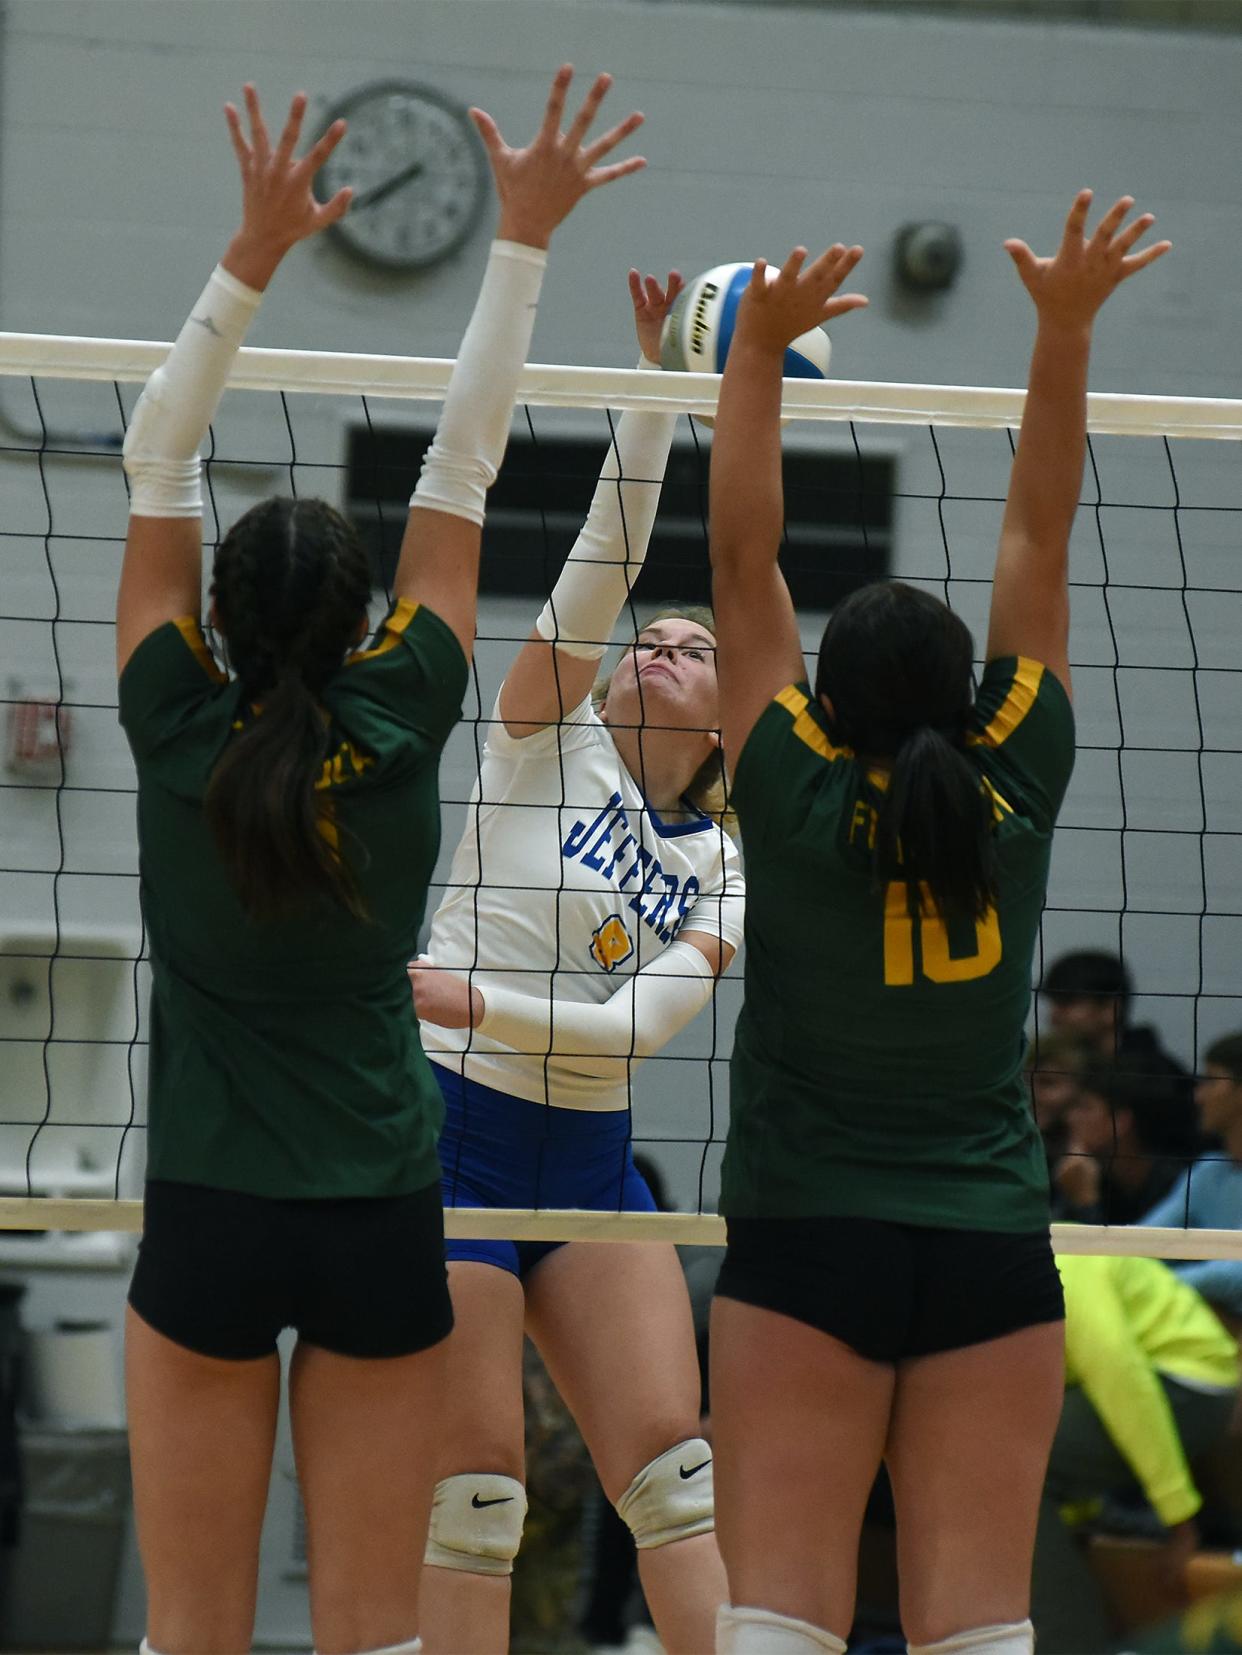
[659,261,833,379]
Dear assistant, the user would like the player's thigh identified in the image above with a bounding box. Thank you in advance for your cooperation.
[289,1337,449,1648]
[435,1259,528,1476]
[710,1295,895,1634]
[524,1239,703,1501]
[887,1318,1065,1646]
[125,1304,280,1641]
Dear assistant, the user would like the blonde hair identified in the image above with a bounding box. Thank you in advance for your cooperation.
[593,605,735,833]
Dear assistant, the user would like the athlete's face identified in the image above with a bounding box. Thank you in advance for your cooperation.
[1196,1064,1242,1139]
[1065,1087,1120,1156]
[1028,1063,1081,1130]
[603,618,720,736]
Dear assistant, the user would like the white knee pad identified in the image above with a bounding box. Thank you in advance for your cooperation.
[908,1622,1034,1655]
[319,1642,421,1655]
[139,1642,166,1655]
[717,1604,847,1654]
[423,1472,526,1576]
[314,1642,421,1655]
[616,1437,715,1549]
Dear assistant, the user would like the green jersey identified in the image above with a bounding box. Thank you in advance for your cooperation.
[118,599,467,1200]
[724,655,1075,1231]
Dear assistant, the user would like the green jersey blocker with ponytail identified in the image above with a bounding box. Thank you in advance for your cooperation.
[117,514,468,1200]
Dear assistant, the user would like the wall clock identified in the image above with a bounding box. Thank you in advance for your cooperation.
[314,81,489,271]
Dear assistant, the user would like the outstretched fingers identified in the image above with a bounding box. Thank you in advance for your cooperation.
[1118,237,1172,280]
[779,247,810,283]
[1061,188,1094,245]
[468,106,505,162]
[565,70,614,151]
[301,116,348,179]
[273,92,308,168]
[585,150,647,190]
[224,101,251,169]
[538,63,574,144]
[243,83,271,164]
[1111,210,1156,258]
[1090,193,1136,249]
[583,109,646,169]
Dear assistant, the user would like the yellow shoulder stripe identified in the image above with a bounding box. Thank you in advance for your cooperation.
[347,597,421,665]
[969,658,1044,750]
[172,616,227,684]
[982,776,1015,824]
[774,684,851,764]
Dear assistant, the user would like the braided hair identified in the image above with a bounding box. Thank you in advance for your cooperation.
[205,497,373,922]
[815,581,996,922]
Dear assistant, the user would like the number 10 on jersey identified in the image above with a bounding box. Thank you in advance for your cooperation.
[883,882,1002,986]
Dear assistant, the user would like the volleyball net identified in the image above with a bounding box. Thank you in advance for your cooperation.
[1,330,1240,1258]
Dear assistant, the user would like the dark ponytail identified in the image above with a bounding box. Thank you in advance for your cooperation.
[816,582,997,921]
[205,498,373,922]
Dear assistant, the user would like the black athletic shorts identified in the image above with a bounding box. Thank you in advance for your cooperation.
[129,1178,454,1361]
[715,1215,1064,1362]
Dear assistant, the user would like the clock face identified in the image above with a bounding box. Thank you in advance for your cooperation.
[315,81,489,271]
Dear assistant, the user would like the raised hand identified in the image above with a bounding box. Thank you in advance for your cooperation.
[629,268,684,363]
[1005,190,1170,329]
[222,85,352,289]
[471,64,646,250]
[734,243,868,356]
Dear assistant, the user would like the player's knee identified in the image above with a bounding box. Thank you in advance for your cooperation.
[615,1437,714,1549]
[423,1473,526,1576]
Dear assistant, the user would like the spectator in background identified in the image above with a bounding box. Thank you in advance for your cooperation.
[1042,950,1196,1130]
[1054,1057,1195,1224]
[1141,1033,1242,1325]
[1025,1029,1093,1171]
[1032,1251,1239,1655]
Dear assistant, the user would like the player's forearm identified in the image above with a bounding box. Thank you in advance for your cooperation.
[122,263,263,518]
[475,944,715,1074]
[709,334,786,575]
[535,391,677,657]
[221,230,288,293]
[999,318,1092,566]
[406,240,547,531]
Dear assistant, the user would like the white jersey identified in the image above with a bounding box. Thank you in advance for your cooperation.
[424,694,746,1110]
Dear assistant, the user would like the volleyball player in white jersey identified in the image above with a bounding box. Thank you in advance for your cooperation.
[410,274,743,1654]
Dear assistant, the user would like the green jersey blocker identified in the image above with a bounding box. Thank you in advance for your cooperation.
[118,599,467,1201]
[725,655,1075,1232]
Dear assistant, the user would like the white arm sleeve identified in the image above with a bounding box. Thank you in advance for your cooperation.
[535,366,677,659]
[122,264,262,518]
[410,240,547,528]
[475,940,715,1078]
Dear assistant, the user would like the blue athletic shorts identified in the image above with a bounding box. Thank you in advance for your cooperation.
[433,1063,657,1279]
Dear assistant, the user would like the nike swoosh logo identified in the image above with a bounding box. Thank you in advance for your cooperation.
[679,1460,711,1480]
[190,314,224,338]
[472,1494,515,1508]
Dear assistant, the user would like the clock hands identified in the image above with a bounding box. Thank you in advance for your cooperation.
[352,160,426,211]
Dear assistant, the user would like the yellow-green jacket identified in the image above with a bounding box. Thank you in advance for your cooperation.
[1059,1252,1239,1526]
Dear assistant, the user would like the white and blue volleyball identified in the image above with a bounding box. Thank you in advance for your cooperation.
[660,262,832,379]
